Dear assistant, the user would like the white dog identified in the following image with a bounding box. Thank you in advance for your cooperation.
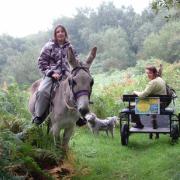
[85,112,118,138]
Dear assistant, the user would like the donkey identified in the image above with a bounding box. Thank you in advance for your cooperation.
[29,47,97,147]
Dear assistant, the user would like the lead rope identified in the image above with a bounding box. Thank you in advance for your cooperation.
[64,97,77,111]
[63,85,77,111]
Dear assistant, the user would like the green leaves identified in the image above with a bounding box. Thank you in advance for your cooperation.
[152,0,180,12]
[143,21,180,62]
[0,82,30,120]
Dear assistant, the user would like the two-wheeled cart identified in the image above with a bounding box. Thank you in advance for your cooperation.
[119,95,180,145]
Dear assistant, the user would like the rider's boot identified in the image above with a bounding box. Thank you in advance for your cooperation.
[32,116,44,125]
[132,120,144,129]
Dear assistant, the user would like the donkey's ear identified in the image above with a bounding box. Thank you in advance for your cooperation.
[67,47,78,68]
[85,47,97,67]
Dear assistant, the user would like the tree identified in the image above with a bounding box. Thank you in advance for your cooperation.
[143,21,180,62]
[0,35,28,73]
[88,27,135,72]
[152,0,180,12]
[133,22,154,56]
[151,0,180,19]
[2,47,41,84]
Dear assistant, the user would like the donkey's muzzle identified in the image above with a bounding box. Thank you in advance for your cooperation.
[78,107,89,117]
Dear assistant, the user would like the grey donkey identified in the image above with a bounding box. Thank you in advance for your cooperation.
[85,112,118,138]
[29,47,97,149]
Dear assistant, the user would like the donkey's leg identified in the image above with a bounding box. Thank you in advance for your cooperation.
[53,134,61,148]
[62,126,74,147]
[47,116,52,134]
[50,122,61,147]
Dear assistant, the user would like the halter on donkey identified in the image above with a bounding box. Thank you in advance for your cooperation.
[29,47,97,148]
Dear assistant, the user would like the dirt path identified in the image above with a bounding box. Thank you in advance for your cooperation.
[47,151,76,180]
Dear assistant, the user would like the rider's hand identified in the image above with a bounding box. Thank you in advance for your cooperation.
[52,73,61,80]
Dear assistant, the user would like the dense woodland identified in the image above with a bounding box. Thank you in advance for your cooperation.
[0,2,179,85]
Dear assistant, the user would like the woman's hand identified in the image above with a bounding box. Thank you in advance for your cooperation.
[133,91,140,95]
[52,73,61,80]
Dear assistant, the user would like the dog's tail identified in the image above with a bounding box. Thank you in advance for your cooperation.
[108,116,118,127]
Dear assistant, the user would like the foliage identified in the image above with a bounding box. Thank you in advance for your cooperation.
[152,0,180,12]
[0,81,67,179]
[0,35,28,71]
[2,47,41,84]
[151,0,180,20]
[0,32,48,84]
[88,27,135,72]
[0,130,55,179]
[0,81,30,120]
[143,21,180,62]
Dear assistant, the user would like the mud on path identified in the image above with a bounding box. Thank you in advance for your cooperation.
[47,151,91,180]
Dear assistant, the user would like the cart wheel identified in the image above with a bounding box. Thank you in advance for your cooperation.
[121,124,129,146]
[171,124,179,142]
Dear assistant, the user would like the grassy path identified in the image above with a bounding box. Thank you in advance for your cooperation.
[70,127,180,180]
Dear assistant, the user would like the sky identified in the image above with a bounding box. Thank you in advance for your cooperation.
[0,0,151,38]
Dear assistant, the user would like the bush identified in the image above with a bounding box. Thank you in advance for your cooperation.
[143,21,180,62]
[0,81,30,119]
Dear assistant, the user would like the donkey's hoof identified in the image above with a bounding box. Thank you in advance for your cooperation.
[33,117,44,125]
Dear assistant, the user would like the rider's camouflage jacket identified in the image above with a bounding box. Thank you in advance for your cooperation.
[38,40,77,76]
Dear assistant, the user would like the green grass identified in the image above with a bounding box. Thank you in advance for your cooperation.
[71,127,180,180]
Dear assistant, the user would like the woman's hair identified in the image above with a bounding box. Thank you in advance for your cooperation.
[53,24,68,43]
[146,66,158,77]
[146,64,163,77]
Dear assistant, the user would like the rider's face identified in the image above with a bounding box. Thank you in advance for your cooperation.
[55,27,66,44]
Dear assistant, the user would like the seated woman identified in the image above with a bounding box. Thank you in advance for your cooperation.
[132,65,167,129]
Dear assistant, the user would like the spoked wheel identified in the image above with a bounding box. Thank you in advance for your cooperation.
[121,124,129,146]
[170,124,179,142]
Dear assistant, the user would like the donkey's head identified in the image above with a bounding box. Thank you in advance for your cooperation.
[67,47,97,117]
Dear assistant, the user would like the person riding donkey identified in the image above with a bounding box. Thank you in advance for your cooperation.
[32,24,78,125]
